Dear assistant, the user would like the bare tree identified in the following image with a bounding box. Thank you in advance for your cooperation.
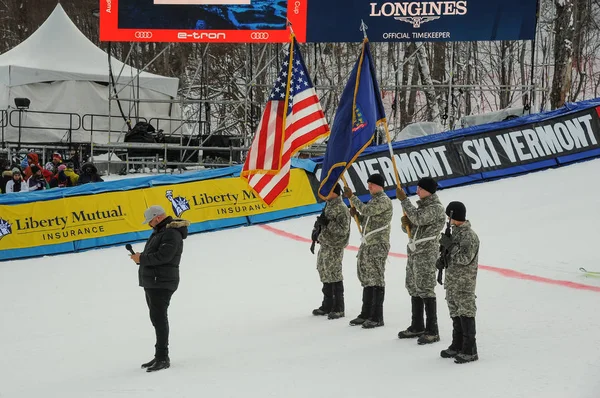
[416,44,441,122]
[550,0,575,109]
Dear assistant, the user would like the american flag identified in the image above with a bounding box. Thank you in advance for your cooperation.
[242,37,329,205]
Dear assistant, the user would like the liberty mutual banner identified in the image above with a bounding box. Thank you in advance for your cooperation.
[306,0,538,42]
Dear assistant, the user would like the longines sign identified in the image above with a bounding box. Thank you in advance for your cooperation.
[306,0,537,42]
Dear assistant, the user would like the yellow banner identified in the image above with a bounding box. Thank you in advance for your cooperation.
[143,168,316,222]
[0,169,316,251]
[0,190,148,250]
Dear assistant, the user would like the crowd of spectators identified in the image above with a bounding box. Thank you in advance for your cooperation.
[0,151,104,195]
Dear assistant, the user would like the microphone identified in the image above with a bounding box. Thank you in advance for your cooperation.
[125,244,135,255]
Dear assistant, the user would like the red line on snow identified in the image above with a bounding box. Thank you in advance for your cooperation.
[259,224,600,293]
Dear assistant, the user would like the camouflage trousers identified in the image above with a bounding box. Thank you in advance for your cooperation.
[316,245,344,283]
[405,249,437,298]
[446,290,477,318]
[357,243,389,287]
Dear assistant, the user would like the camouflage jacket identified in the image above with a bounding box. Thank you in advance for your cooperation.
[318,196,351,249]
[401,193,445,246]
[444,221,480,293]
[350,191,393,245]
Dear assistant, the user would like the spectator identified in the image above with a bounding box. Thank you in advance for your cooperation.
[20,156,28,171]
[77,163,104,185]
[45,161,55,174]
[49,169,73,188]
[5,168,27,193]
[50,153,63,174]
[66,148,81,173]
[27,165,49,192]
[1,167,12,193]
[62,163,79,185]
[23,153,53,183]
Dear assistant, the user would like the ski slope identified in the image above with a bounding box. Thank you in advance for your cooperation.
[2,159,600,398]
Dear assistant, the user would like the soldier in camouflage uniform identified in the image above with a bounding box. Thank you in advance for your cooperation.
[438,201,480,364]
[343,173,393,329]
[396,177,446,344]
[312,183,351,320]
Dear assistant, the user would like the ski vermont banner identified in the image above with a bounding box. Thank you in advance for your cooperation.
[314,105,600,196]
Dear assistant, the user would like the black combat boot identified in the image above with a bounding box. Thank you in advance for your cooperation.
[313,283,334,316]
[417,297,440,345]
[349,287,373,326]
[362,286,385,329]
[398,296,425,338]
[441,317,463,358]
[455,317,478,364]
[328,281,345,319]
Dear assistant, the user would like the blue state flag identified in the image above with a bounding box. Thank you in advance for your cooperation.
[318,39,386,199]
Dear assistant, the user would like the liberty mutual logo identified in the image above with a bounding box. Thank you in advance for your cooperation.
[0,218,12,240]
[165,190,190,217]
[369,1,468,28]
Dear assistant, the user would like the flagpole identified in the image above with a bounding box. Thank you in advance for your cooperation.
[360,20,368,40]
[383,121,411,237]
[360,20,411,238]
[341,174,362,234]
[383,123,402,191]
[341,20,372,236]
[286,18,295,36]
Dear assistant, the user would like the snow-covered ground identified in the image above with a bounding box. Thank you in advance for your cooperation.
[2,159,600,398]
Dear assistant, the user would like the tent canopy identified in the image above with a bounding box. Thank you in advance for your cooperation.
[0,4,178,97]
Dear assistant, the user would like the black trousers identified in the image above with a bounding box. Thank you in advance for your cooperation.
[144,288,174,359]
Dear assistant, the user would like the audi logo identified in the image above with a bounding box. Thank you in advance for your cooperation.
[134,31,153,39]
[250,32,270,40]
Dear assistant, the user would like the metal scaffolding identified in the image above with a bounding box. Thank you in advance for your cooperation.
[1,40,548,175]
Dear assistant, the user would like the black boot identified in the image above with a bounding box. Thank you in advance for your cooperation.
[418,297,440,345]
[313,282,334,316]
[441,317,463,358]
[455,317,478,364]
[362,286,385,329]
[349,287,373,326]
[398,296,425,338]
[145,346,170,371]
[141,358,157,369]
[328,281,345,319]
[146,356,170,372]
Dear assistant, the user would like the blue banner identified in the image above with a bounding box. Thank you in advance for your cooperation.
[312,98,600,201]
[306,0,538,42]
[318,40,386,199]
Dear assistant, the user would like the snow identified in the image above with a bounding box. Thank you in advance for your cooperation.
[2,158,600,397]
[93,153,123,162]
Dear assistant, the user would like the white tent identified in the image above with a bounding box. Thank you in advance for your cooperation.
[0,4,182,145]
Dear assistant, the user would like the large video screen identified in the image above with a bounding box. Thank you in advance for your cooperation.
[100,0,307,43]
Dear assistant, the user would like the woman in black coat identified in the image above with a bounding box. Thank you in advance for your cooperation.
[129,205,190,372]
